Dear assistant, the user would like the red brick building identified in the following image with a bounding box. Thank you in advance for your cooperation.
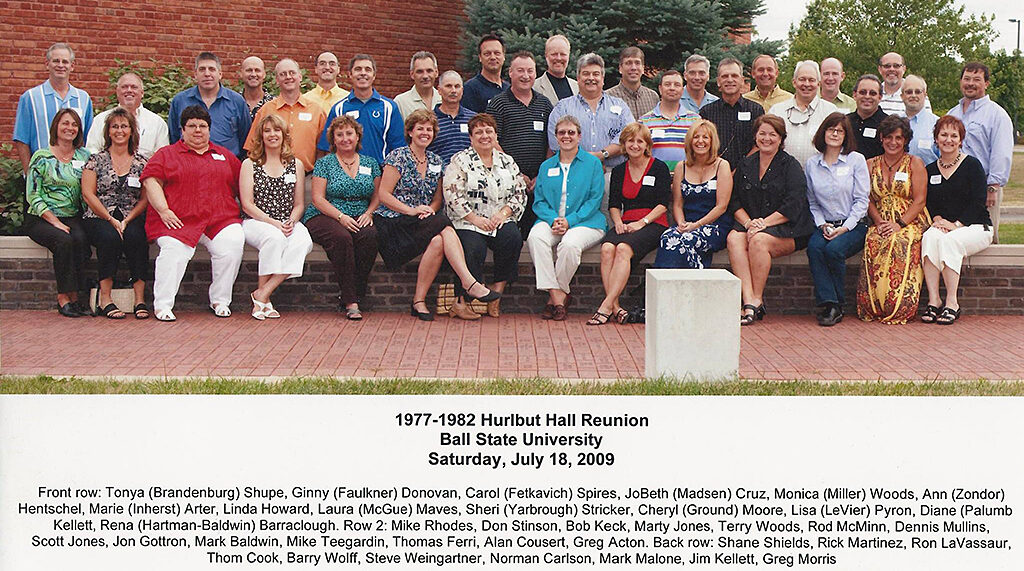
[1,0,466,143]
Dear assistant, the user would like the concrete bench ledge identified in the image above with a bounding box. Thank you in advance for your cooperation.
[1,235,1022,266]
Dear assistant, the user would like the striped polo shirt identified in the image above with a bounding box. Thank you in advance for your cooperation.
[486,89,553,178]
[428,104,475,168]
[639,103,700,169]
[14,80,94,154]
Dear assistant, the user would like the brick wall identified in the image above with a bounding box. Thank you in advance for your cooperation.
[0,0,465,142]
[3,257,1023,316]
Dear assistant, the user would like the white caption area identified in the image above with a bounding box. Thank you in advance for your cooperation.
[0,395,1022,570]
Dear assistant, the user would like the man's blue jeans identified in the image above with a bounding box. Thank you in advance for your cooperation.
[806,223,867,306]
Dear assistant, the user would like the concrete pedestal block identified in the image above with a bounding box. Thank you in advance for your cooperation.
[645,269,740,380]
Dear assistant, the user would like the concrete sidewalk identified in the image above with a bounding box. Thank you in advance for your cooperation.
[1,310,1021,381]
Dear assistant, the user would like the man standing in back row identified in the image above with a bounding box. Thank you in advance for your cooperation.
[877,52,931,116]
[14,42,94,172]
[394,51,442,120]
[168,52,251,159]
[463,34,509,112]
[304,52,349,113]
[743,54,793,112]
[534,35,578,106]
[700,57,764,169]
[680,54,718,113]
[605,46,659,119]
[86,72,169,159]
[947,62,1014,243]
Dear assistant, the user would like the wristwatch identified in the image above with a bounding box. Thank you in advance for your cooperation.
[987,185,999,194]
[601,149,610,160]
[641,217,649,225]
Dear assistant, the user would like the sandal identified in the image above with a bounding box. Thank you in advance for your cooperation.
[920,304,940,323]
[936,306,961,325]
[155,309,176,322]
[101,303,126,319]
[586,311,611,326]
[614,308,630,324]
[263,300,281,319]
[210,303,231,318]
[251,293,269,321]
[740,303,759,326]
[133,303,150,319]
[346,307,363,321]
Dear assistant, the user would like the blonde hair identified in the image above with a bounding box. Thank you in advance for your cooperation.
[684,119,720,167]
[248,114,294,166]
[618,122,652,158]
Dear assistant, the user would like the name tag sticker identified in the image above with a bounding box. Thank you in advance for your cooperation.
[737,111,751,121]
[283,173,297,184]
[298,112,313,121]
[71,160,85,169]
[345,110,359,119]
[894,171,909,182]
[533,121,544,131]
[642,175,656,186]
[548,167,561,177]
[707,179,718,190]
[211,153,226,161]
[836,166,850,176]
[428,164,441,174]
[358,165,372,176]
[863,127,877,138]
[652,129,666,139]
[459,123,469,133]
[930,174,942,185]
[610,105,622,115]
[918,139,932,149]
[127,176,141,188]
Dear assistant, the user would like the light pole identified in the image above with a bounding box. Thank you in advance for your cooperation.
[1011,18,1021,54]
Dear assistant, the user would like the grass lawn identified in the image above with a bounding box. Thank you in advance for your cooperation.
[2,376,1023,395]
[1004,150,1024,205]
[1000,223,1024,244]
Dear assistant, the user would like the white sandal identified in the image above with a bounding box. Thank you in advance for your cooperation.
[251,294,270,320]
[263,300,281,319]
[155,309,176,322]
[210,303,231,318]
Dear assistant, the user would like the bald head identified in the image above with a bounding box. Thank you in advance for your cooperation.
[315,52,340,87]
[820,57,846,98]
[240,56,266,89]
[274,58,302,95]
[901,74,928,115]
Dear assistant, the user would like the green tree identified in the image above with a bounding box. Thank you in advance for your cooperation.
[460,0,782,89]
[786,0,995,111]
[986,50,1024,142]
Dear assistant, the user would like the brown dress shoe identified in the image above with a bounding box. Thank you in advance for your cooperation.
[449,301,481,320]
[486,298,501,318]
[540,303,555,319]
[551,304,567,321]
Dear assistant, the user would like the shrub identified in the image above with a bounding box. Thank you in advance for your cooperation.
[0,143,26,235]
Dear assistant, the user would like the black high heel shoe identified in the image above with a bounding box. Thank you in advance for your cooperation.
[464,281,501,303]
[754,304,766,320]
[410,300,434,321]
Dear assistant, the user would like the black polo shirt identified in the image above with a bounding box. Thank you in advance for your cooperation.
[700,96,765,169]
[847,108,887,159]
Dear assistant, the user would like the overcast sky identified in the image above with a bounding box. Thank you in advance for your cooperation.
[753,0,1020,54]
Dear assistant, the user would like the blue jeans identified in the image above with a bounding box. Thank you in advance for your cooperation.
[806,223,867,306]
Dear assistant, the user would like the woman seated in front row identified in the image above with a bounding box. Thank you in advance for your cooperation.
[727,114,814,325]
[374,109,499,321]
[527,115,606,321]
[81,108,150,319]
[804,112,869,326]
[239,114,313,320]
[588,122,670,325]
[653,118,733,270]
[443,113,526,320]
[304,115,380,320]
[919,115,993,325]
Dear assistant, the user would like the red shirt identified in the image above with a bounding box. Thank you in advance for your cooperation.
[141,141,242,246]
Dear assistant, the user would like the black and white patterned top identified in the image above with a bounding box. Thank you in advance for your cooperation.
[442,147,526,234]
[246,159,298,222]
[81,150,147,219]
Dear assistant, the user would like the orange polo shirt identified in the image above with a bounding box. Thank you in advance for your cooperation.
[245,94,325,172]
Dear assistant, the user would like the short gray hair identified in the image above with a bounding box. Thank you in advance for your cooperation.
[47,42,75,62]
[576,53,605,77]
[793,60,820,81]
[903,74,927,91]
[685,54,710,71]
[545,35,570,52]
[409,51,437,72]
[438,70,463,84]
[555,114,582,134]
[717,57,743,75]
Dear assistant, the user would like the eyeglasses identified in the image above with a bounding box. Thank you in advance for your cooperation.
[880,63,904,69]
[555,129,579,136]
[903,89,924,95]
[826,127,845,135]
[855,90,879,96]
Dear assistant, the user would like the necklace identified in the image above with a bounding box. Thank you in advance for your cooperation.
[881,155,903,171]
[52,146,75,163]
[411,150,427,166]
[339,154,359,168]
[937,152,962,170]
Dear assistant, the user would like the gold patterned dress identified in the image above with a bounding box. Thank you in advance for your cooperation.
[856,154,930,324]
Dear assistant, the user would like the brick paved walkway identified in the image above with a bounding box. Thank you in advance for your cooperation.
[1,310,1021,380]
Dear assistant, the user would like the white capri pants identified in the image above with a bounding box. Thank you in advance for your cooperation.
[921,224,993,274]
[153,223,245,312]
[527,222,604,293]
[241,219,313,278]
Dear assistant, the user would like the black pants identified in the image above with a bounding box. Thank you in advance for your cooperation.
[305,214,379,305]
[81,211,148,282]
[517,191,537,238]
[25,214,89,295]
[454,224,522,297]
